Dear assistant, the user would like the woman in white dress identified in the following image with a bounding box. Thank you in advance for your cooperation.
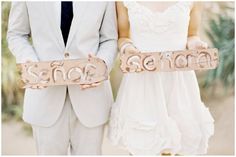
[108,2,214,155]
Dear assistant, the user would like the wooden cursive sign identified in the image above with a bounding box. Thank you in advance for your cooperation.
[120,48,219,73]
[17,57,108,89]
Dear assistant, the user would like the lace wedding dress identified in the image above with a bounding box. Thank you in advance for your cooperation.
[108,1,214,155]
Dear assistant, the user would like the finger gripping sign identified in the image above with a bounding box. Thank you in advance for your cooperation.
[17,58,108,89]
[120,48,219,73]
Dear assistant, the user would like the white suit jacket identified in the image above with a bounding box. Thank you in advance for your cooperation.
[7,2,118,127]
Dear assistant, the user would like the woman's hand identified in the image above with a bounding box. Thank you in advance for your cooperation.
[123,44,140,55]
[119,38,140,55]
[187,36,208,50]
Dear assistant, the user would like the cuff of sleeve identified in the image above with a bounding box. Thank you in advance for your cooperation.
[16,53,39,63]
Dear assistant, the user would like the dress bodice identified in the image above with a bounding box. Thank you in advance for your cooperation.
[124,1,193,52]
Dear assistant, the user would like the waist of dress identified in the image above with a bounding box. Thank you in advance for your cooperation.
[132,41,187,52]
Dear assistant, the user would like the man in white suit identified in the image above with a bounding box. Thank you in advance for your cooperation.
[7,1,117,155]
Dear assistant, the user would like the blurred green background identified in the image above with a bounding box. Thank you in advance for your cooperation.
[2,2,24,121]
[1,1,235,155]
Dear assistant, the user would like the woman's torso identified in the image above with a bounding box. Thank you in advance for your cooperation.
[124,1,193,52]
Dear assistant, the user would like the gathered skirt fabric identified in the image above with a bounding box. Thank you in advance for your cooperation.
[108,70,214,155]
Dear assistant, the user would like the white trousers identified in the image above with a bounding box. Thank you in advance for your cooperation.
[32,94,105,155]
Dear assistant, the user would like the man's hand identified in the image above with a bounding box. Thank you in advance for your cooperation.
[30,85,48,89]
[25,60,33,63]
[79,53,106,90]
[79,82,102,90]
[24,60,48,89]
[88,53,108,69]
[187,36,208,50]
[88,53,97,61]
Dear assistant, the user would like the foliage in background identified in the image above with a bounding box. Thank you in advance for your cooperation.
[204,5,235,89]
[2,2,24,120]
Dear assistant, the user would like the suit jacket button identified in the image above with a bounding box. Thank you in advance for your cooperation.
[64,53,70,58]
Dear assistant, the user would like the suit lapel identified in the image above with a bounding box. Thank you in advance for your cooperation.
[65,2,89,50]
[44,2,88,51]
[44,2,65,50]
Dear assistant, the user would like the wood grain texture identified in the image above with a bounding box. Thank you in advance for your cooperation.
[17,57,108,89]
[120,48,219,73]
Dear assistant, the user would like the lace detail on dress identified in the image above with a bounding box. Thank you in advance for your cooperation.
[123,2,192,34]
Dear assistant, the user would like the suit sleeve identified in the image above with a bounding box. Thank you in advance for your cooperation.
[7,2,39,63]
[96,2,118,73]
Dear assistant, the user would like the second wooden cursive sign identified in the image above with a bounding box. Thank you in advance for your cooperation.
[120,48,219,73]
